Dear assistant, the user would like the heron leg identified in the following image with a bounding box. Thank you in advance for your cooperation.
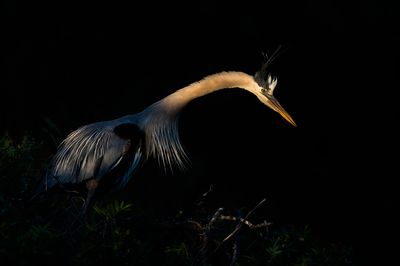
[80,179,99,217]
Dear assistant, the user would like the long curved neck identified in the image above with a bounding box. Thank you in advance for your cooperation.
[135,71,257,170]
[157,71,256,114]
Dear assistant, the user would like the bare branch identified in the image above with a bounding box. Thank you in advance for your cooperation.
[222,198,267,243]
[186,220,204,232]
[193,207,224,265]
[206,207,223,231]
[194,184,214,207]
[219,215,272,229]
[230,240,239,266]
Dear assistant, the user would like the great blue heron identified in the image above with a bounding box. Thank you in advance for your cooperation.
[34,55,296,215]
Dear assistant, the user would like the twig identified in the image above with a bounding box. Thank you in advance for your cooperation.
[206,207,223,231]
[194,184,214,207]
[221,198,267,243]
[219,215,272,229]
[196,207,223,265]
[201,208,224,250]
[230,239,239,266]
[186,220,204,232]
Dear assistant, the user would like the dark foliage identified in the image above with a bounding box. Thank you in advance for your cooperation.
[0,132,354,265]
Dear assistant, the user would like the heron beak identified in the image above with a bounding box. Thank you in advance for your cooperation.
[268,96,297,127]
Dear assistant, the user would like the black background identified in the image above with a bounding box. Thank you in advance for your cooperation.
[3,0,399,264]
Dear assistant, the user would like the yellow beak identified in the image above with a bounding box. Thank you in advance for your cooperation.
[268,96,297,127]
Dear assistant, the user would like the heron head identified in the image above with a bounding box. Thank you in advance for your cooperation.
[253,70,297,127]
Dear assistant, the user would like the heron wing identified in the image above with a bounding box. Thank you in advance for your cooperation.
[97,123,144,189]
[47,121,143,187]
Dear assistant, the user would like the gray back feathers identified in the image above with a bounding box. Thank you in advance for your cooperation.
[45,105,188,190]
[48,120,137,186]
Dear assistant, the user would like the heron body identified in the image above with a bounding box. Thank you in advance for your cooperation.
[38,61,296,215]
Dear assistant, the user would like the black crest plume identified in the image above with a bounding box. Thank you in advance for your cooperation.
[254,45,284,88]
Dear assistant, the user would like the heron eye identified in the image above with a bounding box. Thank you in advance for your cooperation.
[261,88,267,94]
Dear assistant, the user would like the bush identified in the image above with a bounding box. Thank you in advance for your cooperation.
[0,133,355,265]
